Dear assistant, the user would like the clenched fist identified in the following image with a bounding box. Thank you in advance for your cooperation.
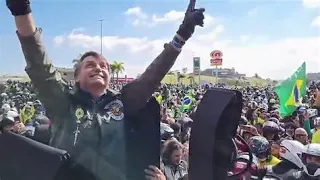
[176,0,205,41]
[6,0,32,16]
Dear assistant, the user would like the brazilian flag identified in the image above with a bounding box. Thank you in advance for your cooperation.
[275,62,306,117]
[183,95,193,111]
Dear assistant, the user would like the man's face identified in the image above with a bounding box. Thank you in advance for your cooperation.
[77,56,109,90]
[265,133,275,141]
[294,131,308,144]
[286,127,295,136]
[295,134,308,144]
[271,143,280,157]
[171,149,183,165]
[25,106,31,112]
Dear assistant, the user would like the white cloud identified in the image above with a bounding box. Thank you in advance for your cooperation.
[204,14,215,26]
[125,7,214,27]
[125,7,148,19]
[71,28,85,33]
[53,14,320,79]
[311,16,320,27]
[152,10,185,24]
[303,0,320,8]
[125,7,148,26]
[53,35,65,45]
[196,25,225,41]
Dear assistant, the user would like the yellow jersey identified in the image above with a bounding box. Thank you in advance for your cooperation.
[312,130,320,144]
[259,155,281,167]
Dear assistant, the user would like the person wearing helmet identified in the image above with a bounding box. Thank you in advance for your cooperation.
[252,109,265,126]
[262,121,280,142]
[239,124,259,142]
[287,143,320,180]
[248,136,281,167]
[265,140,304,179]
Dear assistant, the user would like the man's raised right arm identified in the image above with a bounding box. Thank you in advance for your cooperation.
[8,1,69,121]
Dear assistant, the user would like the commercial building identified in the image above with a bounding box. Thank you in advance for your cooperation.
[201,67,246,78]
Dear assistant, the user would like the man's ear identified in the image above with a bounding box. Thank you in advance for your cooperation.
[74,76,80,83]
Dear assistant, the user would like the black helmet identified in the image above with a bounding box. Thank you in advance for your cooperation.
[263,121,280,133]
[248,136,271,159]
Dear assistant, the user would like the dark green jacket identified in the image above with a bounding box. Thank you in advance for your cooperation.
[17,28,180,180]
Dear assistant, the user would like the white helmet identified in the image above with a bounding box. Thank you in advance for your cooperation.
[302,144,320,177]
[279,140,304,168]
[1,104,10,112]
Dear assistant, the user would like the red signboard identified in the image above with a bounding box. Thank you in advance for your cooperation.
[210,50,223,66]
[210,58,222,66]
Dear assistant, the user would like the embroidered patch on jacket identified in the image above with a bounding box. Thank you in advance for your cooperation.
[104,99,124,121]
[75,107,85,121]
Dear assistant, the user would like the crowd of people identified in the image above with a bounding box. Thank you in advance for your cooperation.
[1,80,320,179]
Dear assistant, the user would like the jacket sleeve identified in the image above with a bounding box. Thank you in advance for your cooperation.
[17,28,69,124]
[303,120,312,136]
[122,43,180,114]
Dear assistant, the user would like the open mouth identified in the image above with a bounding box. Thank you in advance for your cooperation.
[90,74,105,78]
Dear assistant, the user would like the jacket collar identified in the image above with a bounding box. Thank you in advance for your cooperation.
[69,87,120,108]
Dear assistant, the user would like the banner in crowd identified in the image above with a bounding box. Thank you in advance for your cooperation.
[275,62,306,117]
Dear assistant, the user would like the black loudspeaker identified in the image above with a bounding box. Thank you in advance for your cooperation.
[0,131,71,180]
[125,97,161,180]
[189,88,242,180]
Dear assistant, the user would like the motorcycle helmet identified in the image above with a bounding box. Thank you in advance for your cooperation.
[302,143,320,177]
[279,140,304,168]
[263,121,280,141]
[248,136,271,161]
[263,121,280,133]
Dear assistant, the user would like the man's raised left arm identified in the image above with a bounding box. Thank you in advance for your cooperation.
[123,1,205,114]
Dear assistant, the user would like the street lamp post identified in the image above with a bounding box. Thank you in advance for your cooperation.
[98,18,107,55]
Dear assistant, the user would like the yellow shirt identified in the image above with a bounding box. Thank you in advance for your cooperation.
[19,105,35,124]
[259,156,281,167]
[155,95,162,105]
[253,118,265,126]
[312,130,320,144]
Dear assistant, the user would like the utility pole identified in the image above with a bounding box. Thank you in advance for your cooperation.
[98,18,107,55]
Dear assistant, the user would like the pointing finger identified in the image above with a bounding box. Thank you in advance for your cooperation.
[186,0,196,12]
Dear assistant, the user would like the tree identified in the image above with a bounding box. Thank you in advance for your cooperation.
[111,61,125,84]
[167,71,175,75]
[188,75,194,85]
[72,54,82,69]
[110,63,117,82]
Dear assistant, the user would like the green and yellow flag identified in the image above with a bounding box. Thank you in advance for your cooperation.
[275,62,306,117]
